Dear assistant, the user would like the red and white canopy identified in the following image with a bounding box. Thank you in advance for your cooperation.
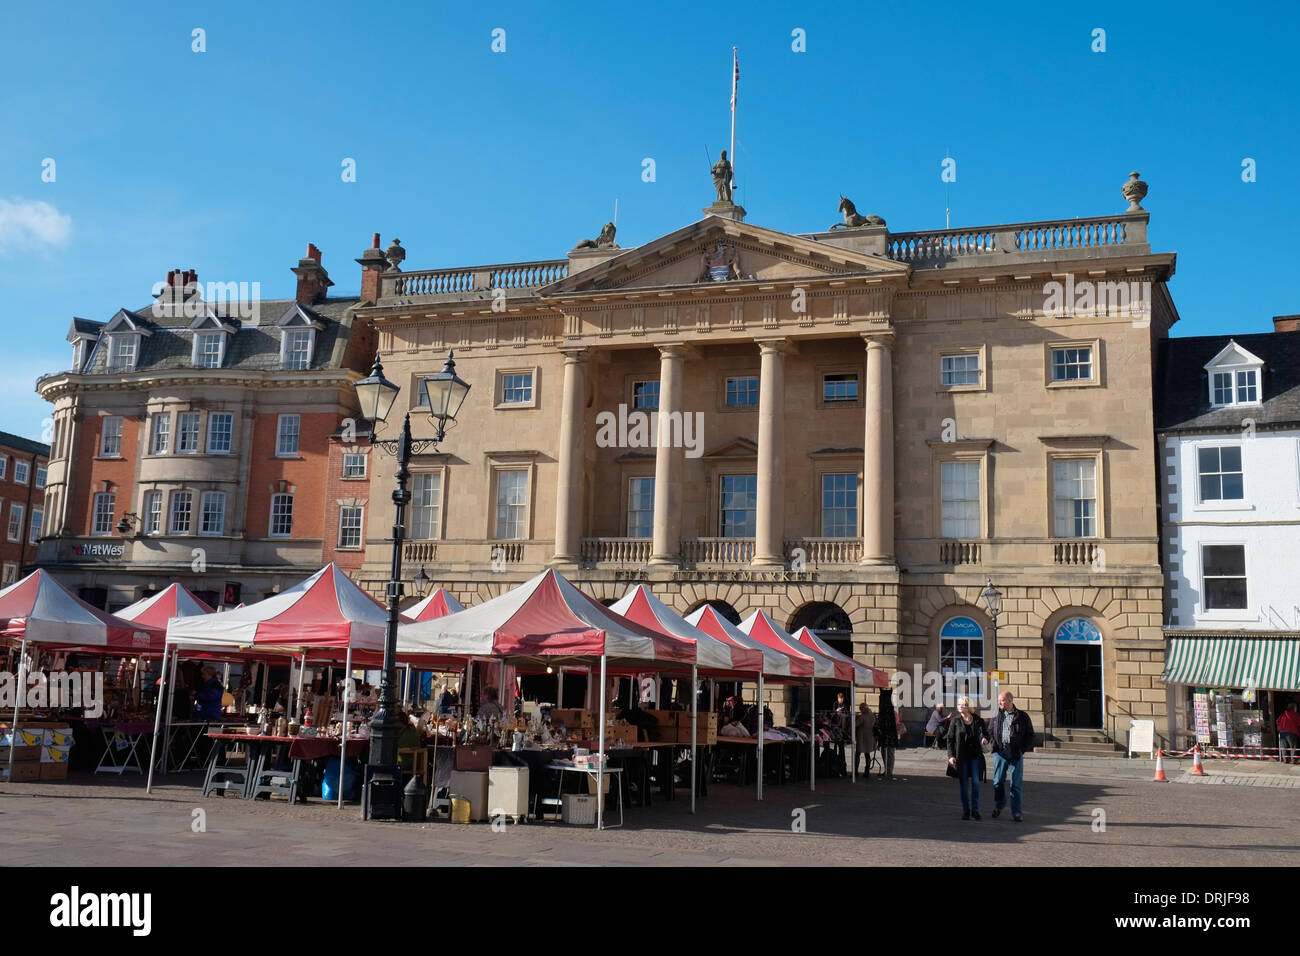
[117,583,214,629]
[164,564,387,655]
[738,610,826,679]
[684,603,805,679]
[397,569,694,667]
[0,569,162,653]
[404,587,466,622]
[609,585,762,675]
[791,625,887,687]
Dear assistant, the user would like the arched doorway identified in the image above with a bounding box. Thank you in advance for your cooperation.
[790,601,854,714]
[686,599,741,625]
[938,615,986,708]
[1054,617,1103,728]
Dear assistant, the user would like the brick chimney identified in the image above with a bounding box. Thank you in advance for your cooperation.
[355,233,389,304]
[292,243,333,305]
[1273,314,1299,333]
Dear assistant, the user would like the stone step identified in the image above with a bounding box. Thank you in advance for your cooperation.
[1041,742,1124,755]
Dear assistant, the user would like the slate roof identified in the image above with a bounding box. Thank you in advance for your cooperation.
[78,296,361,375]
[0,431,50,457]
[1155,331,1300,432]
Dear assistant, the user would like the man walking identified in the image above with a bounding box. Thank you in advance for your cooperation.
[988,690,1034,821]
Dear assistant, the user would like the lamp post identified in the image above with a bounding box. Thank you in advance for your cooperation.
[980,578,1002,702]
[353,352,470,775]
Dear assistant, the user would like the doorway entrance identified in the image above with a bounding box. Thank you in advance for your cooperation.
[1056,643,1102,727]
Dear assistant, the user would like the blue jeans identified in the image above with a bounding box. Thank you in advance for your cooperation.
[956,758,981,812]
[993,753,1024,815]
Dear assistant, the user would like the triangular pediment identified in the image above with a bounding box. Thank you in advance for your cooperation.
[103,309,152,336]
[276,302,324,329]
[541,216,908,296]
[1204,339,1264,370]
[702,436,758,460]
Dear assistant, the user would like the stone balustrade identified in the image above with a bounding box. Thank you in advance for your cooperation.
[939,540,982,565]
[580,537,653,567]
[681,537,756,567]
[383,259,568,301]
[885,214,1146,266]
[784,536,862,567]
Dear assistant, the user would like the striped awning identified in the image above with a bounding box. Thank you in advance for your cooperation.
[1163,636,1300,691]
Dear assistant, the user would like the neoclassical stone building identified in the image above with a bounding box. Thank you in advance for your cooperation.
[356,175,1176,746]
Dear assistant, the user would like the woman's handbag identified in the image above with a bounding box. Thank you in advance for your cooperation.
[945,761,959,778]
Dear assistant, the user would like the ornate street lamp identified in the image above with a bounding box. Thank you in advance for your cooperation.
[353,352,469,807]
[981,578,1002,699]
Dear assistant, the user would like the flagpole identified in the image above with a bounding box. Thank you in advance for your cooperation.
[729,47,738,197]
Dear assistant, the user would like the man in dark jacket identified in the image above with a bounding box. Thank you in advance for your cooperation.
[987,690,1034,821]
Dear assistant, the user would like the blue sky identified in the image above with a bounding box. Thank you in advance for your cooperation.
[2,0,1296,438]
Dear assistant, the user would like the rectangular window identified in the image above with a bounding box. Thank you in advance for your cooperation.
[1,563,15,586]
[501,372,533,405]
[338,506,363,549]
[269,494,294,537]
[724,376,760,407]
[820,474,858,538]
[494,471,528,540]
[199,492,226,536]
[29,508,42,543]
[7,504,23,542]
[719,474,757,537]
[627,477,655,538]
[109,336,137,371]
[13,461,28,485]
[411,473,442,540]
[342,453,367,478]
[1203,545,1247,610]
[822,373,859,403]
[0,458,6,480]
[1212,371,1234,406]
[283,329,313,370]
[168,491,192,535]
[1053,459,1097,538]
[150,414,170,455]
[177,412,201,454]
[941,461,982,538]
[276,414,300,457]
[1051,346,1094,382]
[143,491,162,535]
[196,332,223,368]
[1235,369,1258,404]
[207,412,233,454]
[632,380,660,410]
[941,353,981,387]
[35,467,46,489]
[1197,446,1244,502]
[92,493,115,536]
[100,416,124,457]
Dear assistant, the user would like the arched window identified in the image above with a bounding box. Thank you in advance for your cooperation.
[790,601,853,656]
[939,615,985,705]
[687,599,740,625]
[1054,618,1102,644]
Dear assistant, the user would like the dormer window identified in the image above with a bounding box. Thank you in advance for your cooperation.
[72,340,85,371]
[195,332,225,368]
[108,334,140,371]
[1204,340,1264,408]
[276,303,323,371]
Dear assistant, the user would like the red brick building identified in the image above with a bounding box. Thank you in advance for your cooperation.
[0,431,50,586]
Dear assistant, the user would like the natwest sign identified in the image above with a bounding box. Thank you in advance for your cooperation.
[71,542,125,559]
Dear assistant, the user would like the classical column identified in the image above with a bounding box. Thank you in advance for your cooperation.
[861,332,895,564]
[649,344,685,566]
[550,348,587,564]
[752,339,788,568]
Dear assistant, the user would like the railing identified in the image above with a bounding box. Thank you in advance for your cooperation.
[1047,693,1054,745]
[580,537,652,566]
[488,541,525,564]
[403,541,438,564]
[885,215,1138,264]
[387,259,568,298]
[1053,540,1099,566]
[681,537,755,566]
[784,536,861,566]
[938,540,982,565]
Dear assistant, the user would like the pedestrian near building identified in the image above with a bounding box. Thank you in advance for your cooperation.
[988,690,1035,821]
[1276,702,1300,764]
[854,701,876,780]
[947,695,988,820]
[876,687,900,779]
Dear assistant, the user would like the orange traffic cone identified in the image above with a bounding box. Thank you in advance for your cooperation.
[1191,746,1206,776]
[1152,749,1168,782]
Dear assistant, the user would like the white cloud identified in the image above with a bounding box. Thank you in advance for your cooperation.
[0,197,72,253]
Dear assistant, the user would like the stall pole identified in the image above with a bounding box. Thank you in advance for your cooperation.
[465,658,474,718]
[259,661,269,711]
[337,645,352,809]
[294,653,307,721]
[557,667,565,709]
[597,654,607,830]
[7,638,27,784]
[145,644,170,794]
[163,647,179,771]
[402,663,412,708]
[810,675,816,793]
[584,666,592,711]
[690,664,698,814]
[850,681,857,783]
[757,674,764,801]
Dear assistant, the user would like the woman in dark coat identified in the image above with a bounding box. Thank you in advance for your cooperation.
[947,695,989,820]
[876,687,899,779]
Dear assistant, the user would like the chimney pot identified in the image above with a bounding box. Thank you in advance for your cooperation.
[372,233,381,249]
[306,243,322,263]
[166,270,176,287]
[1273,314,1300,333]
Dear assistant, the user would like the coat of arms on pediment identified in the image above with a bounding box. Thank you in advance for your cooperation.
[701,241,741,282]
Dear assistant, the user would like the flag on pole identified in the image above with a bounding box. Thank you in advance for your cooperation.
[730,48,739,111]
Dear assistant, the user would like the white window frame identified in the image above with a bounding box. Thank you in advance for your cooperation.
[1052,458,1099,539]
[108,334,140,372]
[718,474,758,538]
[499,370,535,406]
[940,460,982,538]
[281,328,315,370]
[168,491,193,535]
[269,493,294,537]
[193,331,225,368]
[1047,341,1100,387]
[207,412,234,455]
[821,371,860,404]
[150,413,171,455]
[723,375,760,408]
[28,507,43,544]
[940,352,982,389]
[91,493,115,536]
[337,505,364,549]
[143,490,163,535]
[177,412,201,454]
[0,458,7,480]
[199,492,226,537]
[1200,542,1249,615]
[493,368,540,409]
[35,466,46,489]
[100,416,124,458]
[626,476,655,538]
[6,504,22,543]
[410,472,443,540]
[1194,443,1246,506]
[342,452,367,479]
[13,461,29,486]
[631,380,660,411]
[820,473,858,538]
[276,414,301,458]
[493,469,529,540]
[0,563,16,586]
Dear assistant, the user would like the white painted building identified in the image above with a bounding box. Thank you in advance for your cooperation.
[1157,324,1300,752]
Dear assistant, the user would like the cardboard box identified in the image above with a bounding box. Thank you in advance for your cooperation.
[604,724,637,746]
[454,745,492,772]
[651,724,679,744]
[6,762,40,782]
[39,759,69,780]
[5,746,41,762]
[675,712,718,731]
